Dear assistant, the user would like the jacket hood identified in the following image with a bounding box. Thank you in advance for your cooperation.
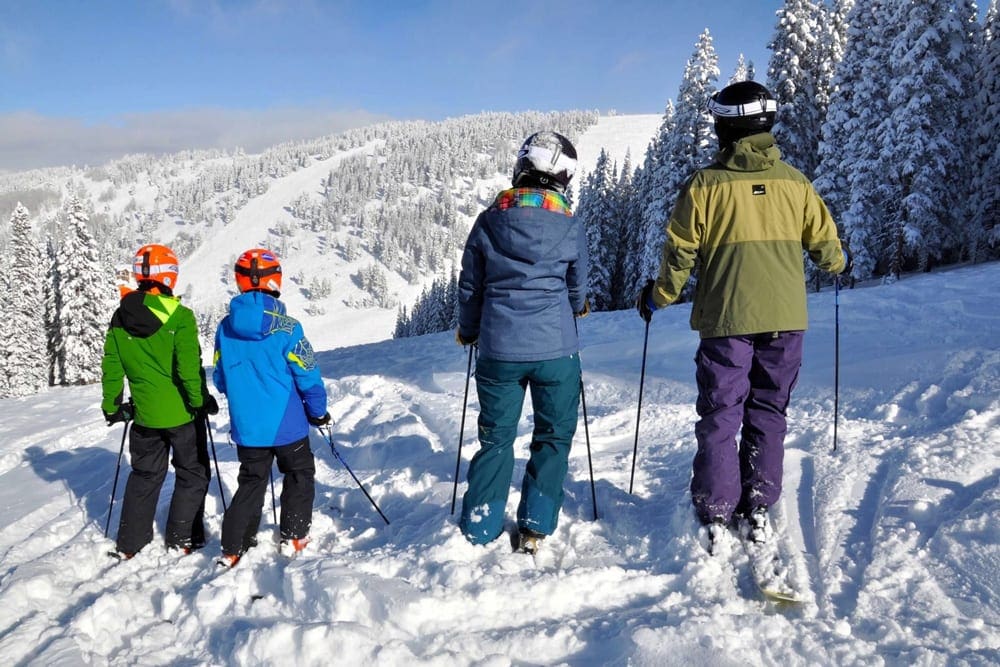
[113,290,176,338]
[715,132,781,172]
[226,290,287,341]
[482,190,577,265]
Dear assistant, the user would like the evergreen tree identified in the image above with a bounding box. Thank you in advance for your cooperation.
[578,149,618,310]
[767,0,826,177]
[974,0,1000,257]
[729,54,750,84]
[639,30,719,286]
[3,204,49,396]
[0,254,10,397]
[611,151,641,309]
[875,0,979,274]
[52,197,112,385]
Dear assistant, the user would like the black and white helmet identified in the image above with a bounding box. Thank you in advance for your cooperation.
[512,131,578,193]
[708,81,778,146]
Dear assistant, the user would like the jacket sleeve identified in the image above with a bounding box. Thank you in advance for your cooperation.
[566,218,589,312]
[457,215,486,340]
[654,177,702,307]
[286,324,327,419]
[212,325,227,396]
[100,323,125,414]
[173,307,204,411]
[802,186,846,274]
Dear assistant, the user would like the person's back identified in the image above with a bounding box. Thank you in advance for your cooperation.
[460,186,587,362]
[214,290,325,446]
[668,132,844,338]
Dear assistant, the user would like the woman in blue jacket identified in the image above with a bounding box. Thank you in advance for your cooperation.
[456,131,589,553]
[213,249,330,567]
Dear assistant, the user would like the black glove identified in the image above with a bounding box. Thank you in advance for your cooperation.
[635,279,656,323]
[841,244,853,276]
[200,394,220,417]
[104,402,133,426]
[308,412,332,426]
[455,328,478,346]
[575,299,591,319]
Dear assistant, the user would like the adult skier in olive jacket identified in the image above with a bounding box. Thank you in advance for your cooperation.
[456,131,589,553]
[636,82,849,547]
[101,244,216,557]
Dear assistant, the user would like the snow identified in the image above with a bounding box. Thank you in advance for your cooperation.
[0,258,997,665]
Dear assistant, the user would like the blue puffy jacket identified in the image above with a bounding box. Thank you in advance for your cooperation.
[213,291,327,447]
[458,187,589,362]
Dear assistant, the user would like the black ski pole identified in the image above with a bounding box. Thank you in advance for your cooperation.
[629,318,651,494]
[450,344,474,515]
[574,318,598,521]
[833,274,841,452]
[205,418,227,512]
[320,425,390,525]
[104,418,131,538]
[269,466,278,525]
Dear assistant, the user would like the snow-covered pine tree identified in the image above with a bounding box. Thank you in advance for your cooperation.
[0,251,10,397]
[767,0,826,178]
[611,150,641,310]
[729,54,750,84]
[51,197,113,385]
[817,0,897,280]
[875,0,979,275]
[639,29,719,288]
[578,149,618,310]
[3,204,49,396]
[973,0,1000,257]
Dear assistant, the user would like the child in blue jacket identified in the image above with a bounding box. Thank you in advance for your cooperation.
[456,131,589,553]
[213,249,330,567]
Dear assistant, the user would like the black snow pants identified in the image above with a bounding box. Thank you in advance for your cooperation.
[220,436,315,556]
[116,419,210,554]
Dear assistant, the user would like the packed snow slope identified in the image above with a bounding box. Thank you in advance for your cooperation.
[0,262,997,666]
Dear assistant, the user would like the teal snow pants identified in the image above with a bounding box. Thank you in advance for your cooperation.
[459,354,580,545]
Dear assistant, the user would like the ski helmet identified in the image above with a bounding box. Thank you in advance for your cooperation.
[132,244,179,289]
[511,131,578,193]
[708,81,778,147]
[234,248,282,295]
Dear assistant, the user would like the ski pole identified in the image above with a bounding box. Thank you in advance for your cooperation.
[574,318,598,521]
[269,466,278,524]
[629,318,651,494]
[320,425,390,525]
[205,418,228,512]
[833,274,841,452]
[104,418,132,537]
[450,344,474,515]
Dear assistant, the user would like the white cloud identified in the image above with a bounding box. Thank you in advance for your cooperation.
[0,107,391,172]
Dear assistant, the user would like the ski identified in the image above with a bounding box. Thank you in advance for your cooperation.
[740,530,803,604]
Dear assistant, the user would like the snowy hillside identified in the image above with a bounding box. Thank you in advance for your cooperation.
[0,261,997,665]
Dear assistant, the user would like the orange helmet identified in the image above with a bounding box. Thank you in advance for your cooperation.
[234,248,282,294]
[133,244,179,289]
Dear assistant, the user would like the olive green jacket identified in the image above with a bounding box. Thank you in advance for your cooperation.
[101,290,207,428]
[652,133,845,338]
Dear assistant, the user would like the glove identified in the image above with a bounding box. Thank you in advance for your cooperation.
[455,328,478,346]
[104,402,133,426]
[635,279,656,323]
[575,299,591,319]
[200,394,219,417]
[308,412,332,426]
[841,244,854,275]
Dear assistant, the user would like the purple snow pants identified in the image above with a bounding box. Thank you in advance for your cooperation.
[690,331,803,525]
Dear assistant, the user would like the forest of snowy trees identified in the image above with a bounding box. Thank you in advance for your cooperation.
[0,110,596,396]
[573,0,999,312]
[2,0,998,387]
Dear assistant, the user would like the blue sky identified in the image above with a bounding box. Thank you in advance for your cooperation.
[0,0,782,171]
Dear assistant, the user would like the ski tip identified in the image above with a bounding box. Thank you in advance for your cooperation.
[759,588,803,604]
